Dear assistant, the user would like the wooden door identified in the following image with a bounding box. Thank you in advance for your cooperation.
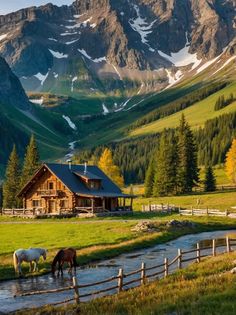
[48,200,56,213]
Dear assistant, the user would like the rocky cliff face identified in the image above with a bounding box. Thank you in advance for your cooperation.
[0,57,30,110]
[0,0,235,110]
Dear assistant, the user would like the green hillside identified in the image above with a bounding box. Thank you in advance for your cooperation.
[129,82,236,137]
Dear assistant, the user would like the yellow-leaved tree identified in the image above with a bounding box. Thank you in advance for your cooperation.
[225,138,236,183]
[98,148,124,187]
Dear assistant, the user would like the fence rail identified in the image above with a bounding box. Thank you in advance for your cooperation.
[142,203,177,212]
[179,207,232,217]
[15,236,236,306]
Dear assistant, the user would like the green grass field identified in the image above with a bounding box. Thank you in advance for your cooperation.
[1,212,236,281]
[129,82,236,137]
[16,249,236,315]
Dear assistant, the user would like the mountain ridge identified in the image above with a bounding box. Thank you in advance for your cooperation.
[0,0,235,114]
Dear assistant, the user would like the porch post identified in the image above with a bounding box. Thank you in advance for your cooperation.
[102,198,106,210]
[130,198,133,211]
[91,198,95,213]
[123,198,126,210]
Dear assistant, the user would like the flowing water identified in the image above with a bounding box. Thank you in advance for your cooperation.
[1,229,236,313]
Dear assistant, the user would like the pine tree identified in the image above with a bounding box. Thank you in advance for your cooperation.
[20,135,40,188]
[144,158,155,197]
[177,114,199,193]
[225,138,236,183]
[153,131,178,196]
[98,148,124,187]
[3,145,20,208]
[204,166,216,192]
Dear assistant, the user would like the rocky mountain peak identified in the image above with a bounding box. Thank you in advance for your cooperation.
[0,57,30,110]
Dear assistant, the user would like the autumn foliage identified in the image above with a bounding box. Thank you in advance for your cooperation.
[225,138,236,183]
[98,148,124,188]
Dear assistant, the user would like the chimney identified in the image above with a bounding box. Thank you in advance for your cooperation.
[84,162,87,174]
[67,159,72,171]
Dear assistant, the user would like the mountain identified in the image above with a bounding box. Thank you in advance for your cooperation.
[0,56,76,173]
[0,56,30,110]
[0,0,235,114]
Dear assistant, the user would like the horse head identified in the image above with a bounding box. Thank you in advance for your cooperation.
[42,249,47,260]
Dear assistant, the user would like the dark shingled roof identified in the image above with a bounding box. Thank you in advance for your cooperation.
[45,163,131,198]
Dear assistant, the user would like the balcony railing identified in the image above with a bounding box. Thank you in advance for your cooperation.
[36,190,59,197]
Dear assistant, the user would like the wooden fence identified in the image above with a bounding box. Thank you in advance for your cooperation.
[179,207,233,217]
[142,203,177,212]
[15,236,236,306]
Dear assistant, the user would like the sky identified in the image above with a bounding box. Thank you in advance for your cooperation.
[0,0,73,15]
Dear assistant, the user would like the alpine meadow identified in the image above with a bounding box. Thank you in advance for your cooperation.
[1,1,236,314]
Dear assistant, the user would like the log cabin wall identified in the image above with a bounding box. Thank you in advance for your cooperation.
[24,169,73,213]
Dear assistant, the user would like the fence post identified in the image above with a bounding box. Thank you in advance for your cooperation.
[212,239,216,257]
[72,276,80,304]
[196,243,200,263]
[226,237,231,253]
[141,262,146,285]
[225,209,228,217]
[118,268,123,293]
[179,206,181,215]
[191,206,194,216]
[164,258,168,277]
[206,207,208,216]
[178,249,182,269]
[148,201,151,211]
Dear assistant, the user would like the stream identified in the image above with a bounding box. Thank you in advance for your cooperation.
[1,229,236,313]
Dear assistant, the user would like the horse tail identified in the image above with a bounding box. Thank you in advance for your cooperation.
[13,252,18,273]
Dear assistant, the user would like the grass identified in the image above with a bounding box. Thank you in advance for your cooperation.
[133,190,236,211]
[1,213,236,281]
[15,249,236,314]
[129,81,236,137]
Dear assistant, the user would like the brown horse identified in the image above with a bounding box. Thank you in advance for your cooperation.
[51,248,77,276]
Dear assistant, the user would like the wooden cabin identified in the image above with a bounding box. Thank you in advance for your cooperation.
[18,163,134,215]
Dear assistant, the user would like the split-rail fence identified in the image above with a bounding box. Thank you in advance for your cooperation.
[16,236,236,306]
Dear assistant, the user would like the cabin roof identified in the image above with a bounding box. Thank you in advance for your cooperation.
[18,163,132,198]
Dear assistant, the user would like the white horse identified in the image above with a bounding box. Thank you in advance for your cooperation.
[13,248,47,276]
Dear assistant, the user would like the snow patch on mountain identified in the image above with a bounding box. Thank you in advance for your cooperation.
[212,55,236,75]
[78,49,106,63]
[102,103,109,115]
[71,76,77,92]
[34,72,49,86]
[49,49,68,59]
[62,115,77,130]
[65,39,79,45]
[158,33,202,69]
[129,4,156,51]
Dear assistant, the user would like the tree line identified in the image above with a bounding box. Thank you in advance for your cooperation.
[214,93,235,111]
[2,135,40,208]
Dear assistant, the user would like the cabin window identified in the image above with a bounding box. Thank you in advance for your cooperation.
[32,200,41,207]
[90,181,95,189]
[48,182,54,190]
[60,200,68,208]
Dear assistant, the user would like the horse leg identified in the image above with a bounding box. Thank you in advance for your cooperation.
[18,262,22,276]
[68,261,72,274]
[33,260,38,272]
[29,261,33,272]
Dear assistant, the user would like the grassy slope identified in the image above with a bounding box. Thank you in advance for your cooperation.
[130,81,236,137]
[15,248,236,314]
